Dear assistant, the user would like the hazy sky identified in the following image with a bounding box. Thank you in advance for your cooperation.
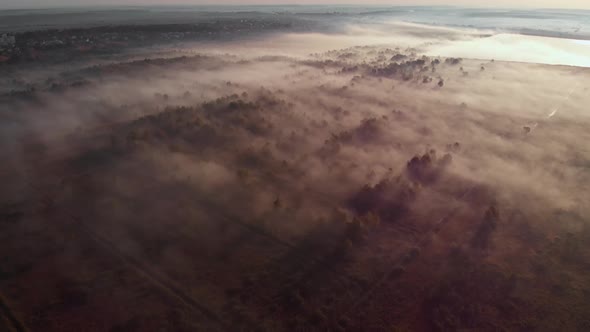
[1,0,590,10]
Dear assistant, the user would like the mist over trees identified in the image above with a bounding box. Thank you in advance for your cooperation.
[1,17,590,332]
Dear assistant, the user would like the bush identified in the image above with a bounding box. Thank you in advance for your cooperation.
[471,204,499,249]
[347,178,416,223]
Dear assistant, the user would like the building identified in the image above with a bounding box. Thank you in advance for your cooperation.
[0,33,16,48]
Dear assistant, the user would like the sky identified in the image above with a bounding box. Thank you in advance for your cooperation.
[1,0,590,10]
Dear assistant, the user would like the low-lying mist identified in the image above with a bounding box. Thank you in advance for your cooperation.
[1,20,590,331]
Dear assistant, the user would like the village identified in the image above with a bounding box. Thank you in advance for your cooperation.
[0,18,305,64]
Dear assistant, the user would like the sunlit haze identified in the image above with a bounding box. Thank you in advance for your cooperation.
[1,0,590,10]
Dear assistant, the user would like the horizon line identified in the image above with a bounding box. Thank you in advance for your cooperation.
[1,3,589,12]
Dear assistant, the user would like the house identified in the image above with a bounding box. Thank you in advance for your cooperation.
[0,33,16,47]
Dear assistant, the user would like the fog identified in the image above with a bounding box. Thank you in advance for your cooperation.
[2,19,590,331]
[3,20,590,254]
